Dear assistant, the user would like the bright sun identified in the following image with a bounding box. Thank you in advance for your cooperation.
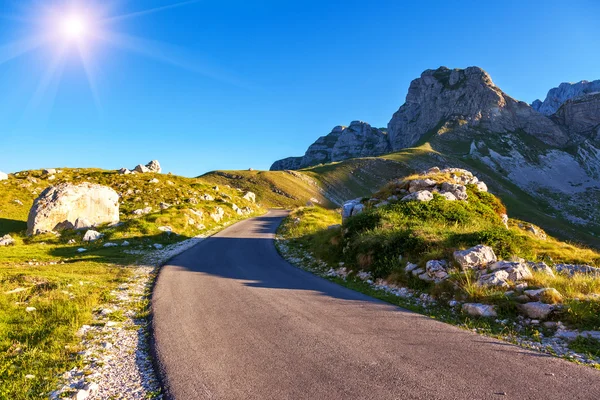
[60,14,88,41]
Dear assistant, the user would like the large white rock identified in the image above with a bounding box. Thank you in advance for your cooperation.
[210,206,225,222]
[462,303,497,318]
[0,171,8,181]
[453,245,497,269]
[342,198,362,222]
[27,183,119,235]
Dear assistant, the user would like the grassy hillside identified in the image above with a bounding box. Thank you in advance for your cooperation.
[277,171,600,364]
[259,143,600,249]
[0,168,262,398]
[200,169,335,208]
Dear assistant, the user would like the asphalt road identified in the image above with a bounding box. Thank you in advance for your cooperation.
[152,210,600,400]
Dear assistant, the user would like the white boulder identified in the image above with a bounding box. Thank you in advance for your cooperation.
[243,192,256,203]
[83,230,103,242]
[453,245,497,269]
[0,234,15,246]
[27,183,119,236]
[0,171,8,181]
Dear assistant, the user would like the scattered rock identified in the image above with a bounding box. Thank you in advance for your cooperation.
[424,260,450,282]
[103,243,118,248]
[555,263,600,277]
[118,168,131,175]
[518,302,554,320]
[477,269,510,287]
[27,183,119,236]
[153,243,163,250]
[0,234,15,246]
[528,262,555,277]
[73,218,92,230]
[159,202,171,210]
[145,160,162,173]
[409,178,437,193]
[134,164,149,173]
[453,245,497,269]
[462,303,497,318]
[342,198,362,222]
[475,181,488,192]
[489,261,533,281]
[440,182,468,200]
[83,230,103,242]
[25,307,36,312]
[401,190,433,202]
[77,248,87,253]
[243,192,256,203]
[148,178,159,184]
[132,207,152,216]
[210,207,225,223]
[524,288,563,304]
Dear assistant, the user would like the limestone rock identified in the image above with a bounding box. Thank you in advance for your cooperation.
[555,263,600,277]
[477,270,509,287]
[528,262,555,277]
[27,183,119,236]
[342,198,362,222]
[518,302,554,320]
[82,230,103,242]
[424,260,450,282]
[0,234,15,246]
[243,192,256,203]
[440,182,468,200]
[145,160,162,173]
[524,288,562,304]
[489,261,533,281]
[409,179,437,193]
[0,171,8,181]
[401,190,433,202]
[134,164,149,173]
[453,245,497,269]
[210,207,225,223]
[118,168,131,175]
[462,303,497,318]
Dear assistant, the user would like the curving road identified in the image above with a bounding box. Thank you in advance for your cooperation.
[152,210,600,400]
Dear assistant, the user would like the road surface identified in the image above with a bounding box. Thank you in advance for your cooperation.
[152,210,600,399]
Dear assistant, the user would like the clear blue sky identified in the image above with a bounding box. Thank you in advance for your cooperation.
[1,0,599,176]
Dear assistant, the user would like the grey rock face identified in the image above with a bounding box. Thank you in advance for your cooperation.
[27,183,120,236]
[270,121,390,170]
[387,66,568,149]
[532,79,600,116]
[551,92,600,140]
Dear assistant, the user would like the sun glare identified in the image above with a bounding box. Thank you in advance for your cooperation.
[60,14,88,41]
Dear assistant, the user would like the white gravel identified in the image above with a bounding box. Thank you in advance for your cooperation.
[49,230,224,400]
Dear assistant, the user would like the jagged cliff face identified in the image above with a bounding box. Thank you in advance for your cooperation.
[551,93,600,141]
[387,67,568,149]
[532,80,600,116]
[270,121,389,171]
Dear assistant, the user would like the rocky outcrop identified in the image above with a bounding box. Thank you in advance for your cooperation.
[532,79,600,116]
[270,121,390,170]
[0,171,8,181]
[127,160,162,174]
[27,183,120,235]
[387,67,568,149]
[551,93,600,140]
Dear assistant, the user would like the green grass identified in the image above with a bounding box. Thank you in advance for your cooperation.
[0,167,264,398]
[277,172,600,334]
[200,169,334,208]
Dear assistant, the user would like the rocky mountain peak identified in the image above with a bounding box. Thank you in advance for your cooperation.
[532,79,600,116]
[270,121,390,171]
[387,66,568,150]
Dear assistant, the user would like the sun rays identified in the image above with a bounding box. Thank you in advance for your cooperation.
[0,0,203,113]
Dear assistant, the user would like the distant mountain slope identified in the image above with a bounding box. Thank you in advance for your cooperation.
[532,79,600,115]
